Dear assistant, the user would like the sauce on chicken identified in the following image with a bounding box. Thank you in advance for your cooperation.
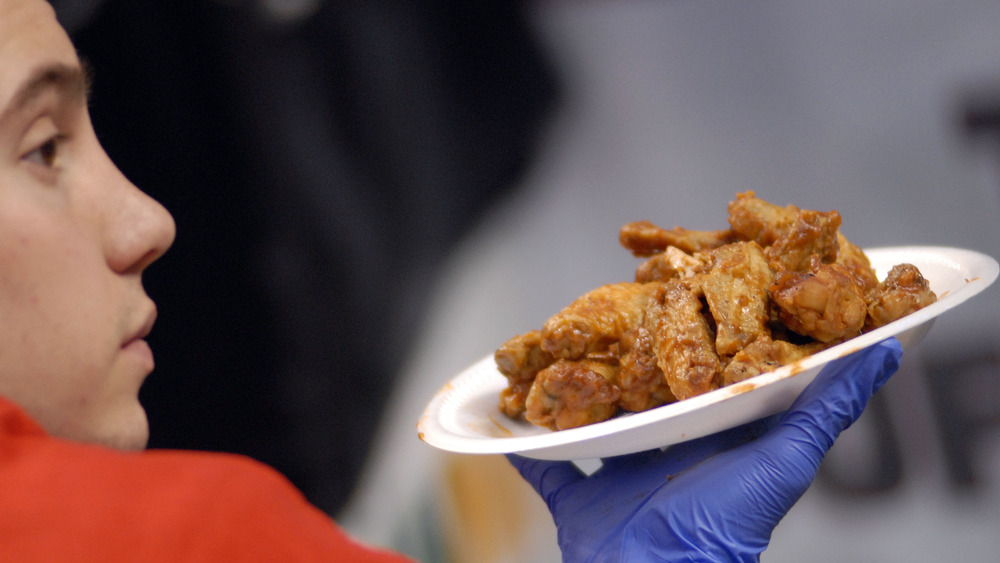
[495,192,936,431]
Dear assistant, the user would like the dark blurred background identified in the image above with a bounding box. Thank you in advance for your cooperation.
[56,0,558,517]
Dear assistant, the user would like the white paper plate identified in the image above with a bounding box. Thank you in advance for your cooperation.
[418,246,998,460]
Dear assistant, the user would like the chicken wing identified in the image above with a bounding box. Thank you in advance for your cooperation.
[721,335,824,386]
[727,191,797,246]
[494,330,554,382]
[702,241,774,356]
[498,381,532,419]
[764,208,842,272]
[728,191,842,271]
[620,220,738,257]
[617,324,677,412]
[635,246,712,284]
[524,358,621,430]
[836,232,880,293]
[769,258,868,343]
[866,263,937,329]
[540,282,658,360]
[651,280,721,400]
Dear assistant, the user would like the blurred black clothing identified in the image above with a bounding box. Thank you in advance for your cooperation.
[61,0,557,516]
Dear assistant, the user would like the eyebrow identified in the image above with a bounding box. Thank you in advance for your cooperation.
[0,60,91,124]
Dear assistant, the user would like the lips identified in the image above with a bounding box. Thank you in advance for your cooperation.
[122,338,155,371]
[122,305,157,371]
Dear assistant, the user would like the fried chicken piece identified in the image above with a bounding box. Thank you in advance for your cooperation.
[727,191,797,246]
[835,232,880,294]
[702,241,774,356]
[494,330,554,382]
[540,282,658,360]
[865,263,937,329]
[498,381,532,419]
[764,208,842,272]
[727,191,842,271]
[635,246,712,283]
[769,258,868,343]
[721,335,825,386]
[635,252,678,283]
[650,280,721,400]
[620,220,738,257]
[524,358,621,430]
[617,323,677,412]
[495,331,555,419]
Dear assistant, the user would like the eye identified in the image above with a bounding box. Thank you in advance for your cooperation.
[22,135,65,169]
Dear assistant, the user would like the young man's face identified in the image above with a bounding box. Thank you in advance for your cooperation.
[0,0,175,450]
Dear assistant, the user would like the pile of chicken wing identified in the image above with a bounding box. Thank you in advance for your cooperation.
[495,192,937,431]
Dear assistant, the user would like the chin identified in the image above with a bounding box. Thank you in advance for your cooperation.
[110,425,150,451]
[94,406,150,451]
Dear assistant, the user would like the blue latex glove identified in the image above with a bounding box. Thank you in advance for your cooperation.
[508,338,903,563]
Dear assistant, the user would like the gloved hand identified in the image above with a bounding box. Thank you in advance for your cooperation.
[508,338,903,563]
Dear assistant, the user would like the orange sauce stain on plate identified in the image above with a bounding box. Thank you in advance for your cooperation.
[488,416,514,438]
[727,382,759,395]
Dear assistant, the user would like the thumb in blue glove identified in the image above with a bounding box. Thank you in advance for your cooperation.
[507,338,903,563]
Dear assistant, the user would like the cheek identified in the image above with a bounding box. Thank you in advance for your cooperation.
[0,222,120,406]
[0,284,122,438]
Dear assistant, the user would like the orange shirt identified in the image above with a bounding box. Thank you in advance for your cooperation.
[0,396,412,562]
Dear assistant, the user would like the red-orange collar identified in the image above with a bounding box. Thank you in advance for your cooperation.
[0,395,48,439]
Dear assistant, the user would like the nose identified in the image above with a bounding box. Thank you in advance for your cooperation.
[103,166,177,276]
